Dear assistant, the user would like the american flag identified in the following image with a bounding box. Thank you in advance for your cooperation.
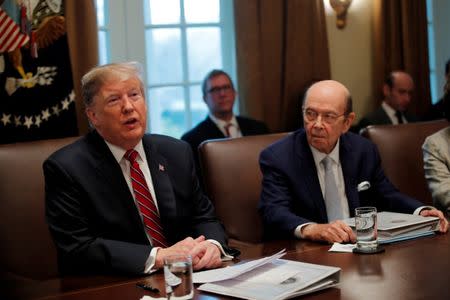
[0,8,29,53]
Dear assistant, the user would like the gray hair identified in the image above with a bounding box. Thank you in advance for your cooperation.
[81,61,145,107]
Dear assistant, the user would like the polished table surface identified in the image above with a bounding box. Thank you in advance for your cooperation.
[2,234,449,300]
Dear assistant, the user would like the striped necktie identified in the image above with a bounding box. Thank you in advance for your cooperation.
[125,149,168,248]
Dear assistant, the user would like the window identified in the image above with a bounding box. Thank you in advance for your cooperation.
[426,0,450,104]
[96,0,109,65]
[426,0,438,104]
[95,0,237,138]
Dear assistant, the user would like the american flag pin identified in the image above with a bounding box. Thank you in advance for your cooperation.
[159,164,165,171]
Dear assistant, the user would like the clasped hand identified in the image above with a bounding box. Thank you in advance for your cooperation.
[155,235,222,270]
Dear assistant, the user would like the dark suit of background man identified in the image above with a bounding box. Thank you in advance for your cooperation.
[356,71,417,132]
[44,62,236,275]
[181,69,269,167]
[258,80,448,244]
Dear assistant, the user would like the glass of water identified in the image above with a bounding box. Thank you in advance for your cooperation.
[355,206,378,251]
[164,254,193,300]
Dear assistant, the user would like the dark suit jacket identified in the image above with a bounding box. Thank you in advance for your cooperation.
[356,106,417,133]
[258,129,424,239]
[44,131,228,275]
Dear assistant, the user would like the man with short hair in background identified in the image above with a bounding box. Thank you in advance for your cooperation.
[356,71,417,132]
[181,69,269,170]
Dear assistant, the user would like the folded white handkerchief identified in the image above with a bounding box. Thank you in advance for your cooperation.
[357,181,371,192]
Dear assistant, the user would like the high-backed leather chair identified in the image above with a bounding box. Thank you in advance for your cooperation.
[0,136,78,281]
[198,133,289,243]
[361,119,449,205]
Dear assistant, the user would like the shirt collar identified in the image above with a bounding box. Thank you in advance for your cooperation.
[208,113,238,128]
[381,101,398,119]
[105,140,145,163]
[309,138,340,168]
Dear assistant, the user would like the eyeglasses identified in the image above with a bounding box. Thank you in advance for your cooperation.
[207,85,233,95]
[303,108,346,125]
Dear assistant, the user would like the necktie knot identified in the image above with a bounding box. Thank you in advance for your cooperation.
[322,156,332,170]
[125,149,138,163]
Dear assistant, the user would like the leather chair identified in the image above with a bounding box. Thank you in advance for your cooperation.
[0,136,78,281]
[360,119,449,205]
[198,133,289,243]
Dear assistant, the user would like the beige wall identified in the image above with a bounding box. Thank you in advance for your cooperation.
[324,0,374,123]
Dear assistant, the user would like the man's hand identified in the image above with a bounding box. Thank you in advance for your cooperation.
[154,235,222,270]
[420,209,449,233]
[302,221,356,243]
[155,236,205,269]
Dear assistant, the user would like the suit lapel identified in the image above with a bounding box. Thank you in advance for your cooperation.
[88,131,147,235]
[205,117,226,138]
[295,132,328,222]
[339,134,359,216]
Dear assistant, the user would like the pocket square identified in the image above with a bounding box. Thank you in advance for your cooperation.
[357,181,371,192]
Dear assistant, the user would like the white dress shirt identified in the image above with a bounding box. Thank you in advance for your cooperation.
[382,101,407,124]
[209,113,242,138]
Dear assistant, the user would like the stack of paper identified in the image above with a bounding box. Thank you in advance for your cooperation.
[193,249,341,300]
[344,211,439,244]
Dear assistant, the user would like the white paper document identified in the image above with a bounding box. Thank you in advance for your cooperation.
[328,243,356,252]
[193,248,286,284]
[197,258,340,300]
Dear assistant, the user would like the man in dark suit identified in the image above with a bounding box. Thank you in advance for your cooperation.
[258,80,448,243]
[44,62,236,275]
[181,70,269,164]
[356,71,417,133]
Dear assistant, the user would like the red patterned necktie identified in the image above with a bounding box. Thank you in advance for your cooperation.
[125,149,168,248]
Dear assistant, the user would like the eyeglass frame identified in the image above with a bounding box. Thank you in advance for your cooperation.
[302,107,350,125]
[207,84,234,95]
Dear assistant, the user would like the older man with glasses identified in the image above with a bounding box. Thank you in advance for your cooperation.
[258,80,448,244]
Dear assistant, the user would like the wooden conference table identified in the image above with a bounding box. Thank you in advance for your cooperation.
[3,233,449,300]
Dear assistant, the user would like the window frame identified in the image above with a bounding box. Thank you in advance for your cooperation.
[96,0,237,137]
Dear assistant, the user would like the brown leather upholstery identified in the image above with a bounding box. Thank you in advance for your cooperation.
[361,119,449,205]
[198,133,289,243]
[0,136,79,281]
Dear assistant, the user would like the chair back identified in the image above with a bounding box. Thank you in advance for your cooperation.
[0,136,79,280]
[198,133,289,243]
[361,120,449,205]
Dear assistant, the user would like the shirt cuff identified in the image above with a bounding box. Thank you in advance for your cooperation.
[207,239,234,261]
[413,206,435,215]
[143,247,160,274]
[294,222,316,239]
